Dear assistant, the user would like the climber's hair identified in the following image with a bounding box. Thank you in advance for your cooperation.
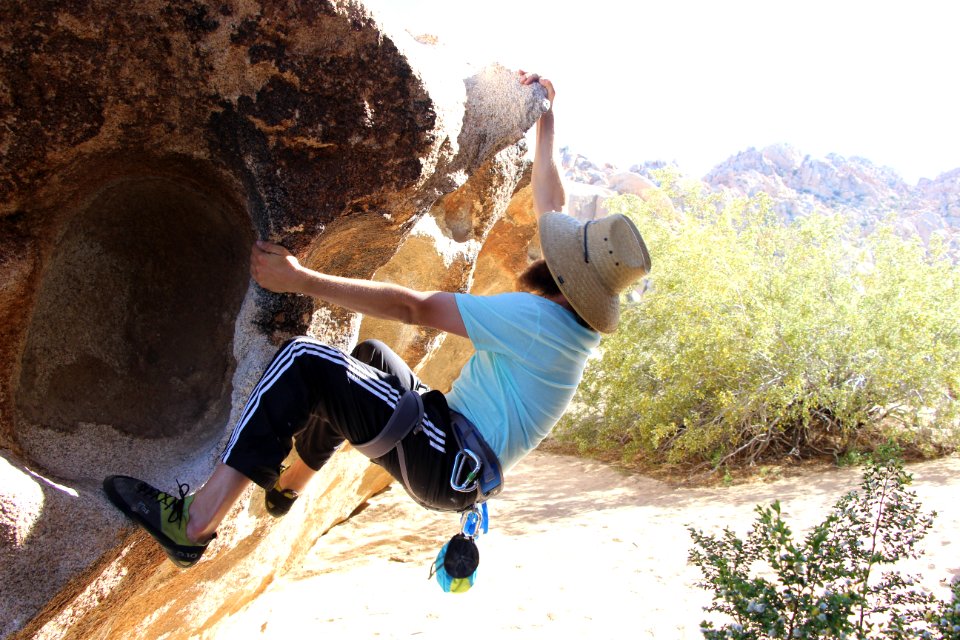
[517,259,591,329]
[517,259,560,297]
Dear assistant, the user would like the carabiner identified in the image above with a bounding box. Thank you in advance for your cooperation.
[450,448,482,492]
[460,503,488,539]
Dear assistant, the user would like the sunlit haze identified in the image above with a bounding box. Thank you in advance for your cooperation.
[364,0,960,183]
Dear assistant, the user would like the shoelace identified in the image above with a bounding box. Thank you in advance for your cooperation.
[137,480,191,525]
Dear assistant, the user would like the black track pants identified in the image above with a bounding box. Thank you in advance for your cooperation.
[221,337,476,512]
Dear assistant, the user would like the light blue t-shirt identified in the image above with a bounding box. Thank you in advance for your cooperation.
[445,292,600,471]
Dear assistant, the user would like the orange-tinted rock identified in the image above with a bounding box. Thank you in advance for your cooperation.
[0,1,546,636]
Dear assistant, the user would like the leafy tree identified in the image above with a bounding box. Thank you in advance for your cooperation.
[554,172,960,470]
[688,453,956,639]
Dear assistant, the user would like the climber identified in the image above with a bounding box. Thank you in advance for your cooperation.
[103,71,652,568]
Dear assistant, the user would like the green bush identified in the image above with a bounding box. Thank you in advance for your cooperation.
[553,172,960,469]
[688,453,958,639]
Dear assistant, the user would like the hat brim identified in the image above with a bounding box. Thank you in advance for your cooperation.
[539,213,620,333]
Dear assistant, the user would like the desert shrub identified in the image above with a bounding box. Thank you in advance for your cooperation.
[553,172,960,469]
[688,453,957,639]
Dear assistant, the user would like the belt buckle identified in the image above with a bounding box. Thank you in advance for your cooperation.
[450,448,481,493]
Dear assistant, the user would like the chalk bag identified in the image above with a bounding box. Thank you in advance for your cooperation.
[429,503,487,593]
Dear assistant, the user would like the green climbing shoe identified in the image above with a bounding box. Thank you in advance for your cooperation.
[264,471,299,518]
[103,475,213,568]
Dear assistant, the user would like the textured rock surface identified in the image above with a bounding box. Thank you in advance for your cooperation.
[0,1,547,637]
[417,177,547,387]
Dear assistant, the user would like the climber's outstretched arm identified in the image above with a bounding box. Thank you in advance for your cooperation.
[520,70,565,217]
[249,240,468,338]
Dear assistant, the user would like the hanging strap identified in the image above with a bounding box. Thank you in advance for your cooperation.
[353,390,424,459]
[449,412,503,500]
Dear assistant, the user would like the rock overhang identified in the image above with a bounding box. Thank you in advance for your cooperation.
[0,1,548,637]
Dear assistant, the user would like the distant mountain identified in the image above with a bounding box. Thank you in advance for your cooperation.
[560,144,960,258]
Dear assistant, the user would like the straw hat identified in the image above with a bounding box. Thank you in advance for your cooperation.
[539,212,651,333]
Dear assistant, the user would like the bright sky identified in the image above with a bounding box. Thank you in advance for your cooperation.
[364,0,960,183]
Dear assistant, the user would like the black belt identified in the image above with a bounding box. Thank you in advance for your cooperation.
[449,411,503,501]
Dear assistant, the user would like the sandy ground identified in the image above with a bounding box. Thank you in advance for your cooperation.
[205,451,960,640]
